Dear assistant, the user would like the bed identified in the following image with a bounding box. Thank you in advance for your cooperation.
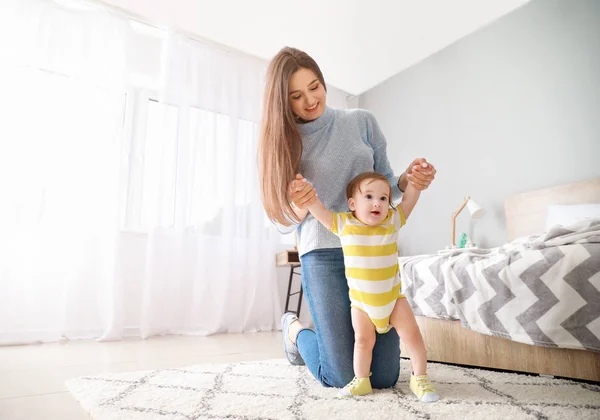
[399,178,600,382]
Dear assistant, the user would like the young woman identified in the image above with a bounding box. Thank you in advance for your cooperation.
[258,47,437,390]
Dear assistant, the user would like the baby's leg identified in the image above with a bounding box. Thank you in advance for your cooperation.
[390,298,427,375]
[391,299,439,402]
[351,307,376,378]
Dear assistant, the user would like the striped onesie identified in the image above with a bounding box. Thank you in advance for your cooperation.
[330,207,406,334]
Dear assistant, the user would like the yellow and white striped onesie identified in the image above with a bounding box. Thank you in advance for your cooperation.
[330,208,406,334]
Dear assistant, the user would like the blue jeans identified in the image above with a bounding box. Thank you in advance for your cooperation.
[296,248,400,388]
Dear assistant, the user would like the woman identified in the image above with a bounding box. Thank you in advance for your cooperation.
[258,47,436,389]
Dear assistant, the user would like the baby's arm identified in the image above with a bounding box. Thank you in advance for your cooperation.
[306,195,334,230]
[398,182,421,220]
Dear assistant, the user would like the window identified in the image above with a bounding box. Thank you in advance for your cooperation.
[1,15,266,237]
[120,94,260,232]
[140,100,179,228]
[0,66,125,231]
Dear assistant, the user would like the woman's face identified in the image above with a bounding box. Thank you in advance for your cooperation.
[288,68,326,121]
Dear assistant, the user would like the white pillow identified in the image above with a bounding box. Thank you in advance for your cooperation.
[546,204,600,231]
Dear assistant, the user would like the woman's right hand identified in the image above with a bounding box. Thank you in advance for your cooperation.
[289,174,317,210]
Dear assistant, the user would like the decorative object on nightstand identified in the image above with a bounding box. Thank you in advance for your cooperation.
[459,232,468,248]
[451,196,486,247]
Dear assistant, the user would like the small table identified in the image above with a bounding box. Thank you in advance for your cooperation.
[276,250,303,317]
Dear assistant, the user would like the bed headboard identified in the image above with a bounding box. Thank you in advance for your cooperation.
[504,178,600,240]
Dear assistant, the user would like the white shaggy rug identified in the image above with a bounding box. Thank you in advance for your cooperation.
[66,359,600,420]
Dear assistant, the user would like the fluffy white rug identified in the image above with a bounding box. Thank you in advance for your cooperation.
[66,358,600,420]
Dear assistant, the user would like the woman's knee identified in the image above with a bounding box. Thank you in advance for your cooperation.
[319,366,354,388]
[370,332,400,388]
[371,366,400,388]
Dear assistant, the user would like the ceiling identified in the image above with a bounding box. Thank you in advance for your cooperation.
[101,0,531,96]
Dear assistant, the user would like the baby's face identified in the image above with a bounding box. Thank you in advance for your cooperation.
[349,179,390,225]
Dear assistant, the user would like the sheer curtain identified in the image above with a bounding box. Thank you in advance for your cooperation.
[130,33,280,339]
[0,0,281,344]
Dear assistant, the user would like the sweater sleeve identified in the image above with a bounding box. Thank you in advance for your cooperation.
[364,111,403,204]
[271,209,303,234]
[272,220,298,235]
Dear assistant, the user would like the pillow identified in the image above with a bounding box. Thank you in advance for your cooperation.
[546,204,600,231]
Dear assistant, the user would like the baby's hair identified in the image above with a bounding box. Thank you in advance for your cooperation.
[346,172,393,202]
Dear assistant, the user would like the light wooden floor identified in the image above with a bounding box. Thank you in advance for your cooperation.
[0,332,284,420]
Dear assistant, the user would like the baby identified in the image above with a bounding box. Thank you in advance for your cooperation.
[306,171,438,402]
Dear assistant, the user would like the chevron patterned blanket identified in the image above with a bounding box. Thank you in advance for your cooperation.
[400,220,600,352]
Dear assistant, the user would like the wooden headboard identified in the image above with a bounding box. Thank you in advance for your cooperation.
[504,178,600,240]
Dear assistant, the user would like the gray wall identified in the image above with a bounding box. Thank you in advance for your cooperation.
[360,0,600,255]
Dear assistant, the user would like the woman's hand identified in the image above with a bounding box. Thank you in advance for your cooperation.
[289,174,317,210]
[399,158,437,191]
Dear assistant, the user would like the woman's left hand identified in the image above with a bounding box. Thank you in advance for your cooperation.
[403,158,436,190]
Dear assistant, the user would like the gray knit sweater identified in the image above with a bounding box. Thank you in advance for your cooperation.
[281,106,402,256]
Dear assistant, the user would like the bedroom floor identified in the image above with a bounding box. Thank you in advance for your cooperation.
[0,332,284,420]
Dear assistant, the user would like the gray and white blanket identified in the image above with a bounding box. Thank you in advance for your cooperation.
[400,219,600,352]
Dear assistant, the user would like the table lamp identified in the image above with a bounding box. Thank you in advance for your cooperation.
[451,196,485,247]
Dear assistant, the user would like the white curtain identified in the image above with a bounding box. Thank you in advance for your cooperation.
[0,0,281,345]
[130,34,280,339]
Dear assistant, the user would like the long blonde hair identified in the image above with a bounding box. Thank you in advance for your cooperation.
[258,47,327,226]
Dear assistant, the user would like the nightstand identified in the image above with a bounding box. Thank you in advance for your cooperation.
[276,250,303,317]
